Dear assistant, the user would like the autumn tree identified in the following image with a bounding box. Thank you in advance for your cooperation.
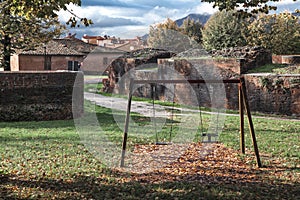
[202,10,248,51]
[0,0,92,71]
[246,12,300,55]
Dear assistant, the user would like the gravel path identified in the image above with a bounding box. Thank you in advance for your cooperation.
[84,92,171,118]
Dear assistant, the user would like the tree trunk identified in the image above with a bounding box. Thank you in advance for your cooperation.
[2,34,12,71]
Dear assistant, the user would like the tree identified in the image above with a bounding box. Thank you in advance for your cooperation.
[147,18,202,53]
[201,0,298,17]
[246,12,300,55]
[147,18,180,49]
[0,0,92,71]
[148,18,188,53]
[181,17,203,44]
[202,10,248,51]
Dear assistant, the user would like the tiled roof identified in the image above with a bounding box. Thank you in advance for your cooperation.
[91,46,126,53]
[19,39,85,56]
[54,38,98,54]
[19,38,125,55]
[82,35,104,40]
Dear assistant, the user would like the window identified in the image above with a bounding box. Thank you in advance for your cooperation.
[68,61,79,71]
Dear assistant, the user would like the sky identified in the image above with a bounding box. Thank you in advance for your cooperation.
[58,0,300,39]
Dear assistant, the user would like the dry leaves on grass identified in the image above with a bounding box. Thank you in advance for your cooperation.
[119,142,299,186]
[1,142,299,199]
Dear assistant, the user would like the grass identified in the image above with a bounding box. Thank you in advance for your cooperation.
[221,116,300,167]
[84,75,108,80]
[247,64,288,73]
[247,63,300,74]
[84,82,103,93]
[0,99,299,199]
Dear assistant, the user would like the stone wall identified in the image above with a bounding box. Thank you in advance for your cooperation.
[245,74,300,117]
[103,48,175,93]
[156,58,240,109]
[272,55,300,64]
[161,62,300,116]
[0,71,84,121]
[104,48,299,117]
[210,46,272,73]
[112,57,300,116]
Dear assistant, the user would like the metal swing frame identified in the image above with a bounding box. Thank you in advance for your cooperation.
[151,83,175,145]
[120,77,262,168]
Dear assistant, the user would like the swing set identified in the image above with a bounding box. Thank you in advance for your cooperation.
[120,77,262,168]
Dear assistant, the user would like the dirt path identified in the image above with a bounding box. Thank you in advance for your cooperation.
[84,92,300,122]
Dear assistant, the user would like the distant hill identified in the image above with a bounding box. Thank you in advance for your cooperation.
[141,34,149,41]
[175,13,211,27]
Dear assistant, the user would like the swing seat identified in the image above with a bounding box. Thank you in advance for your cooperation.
[155,142,172,145]
[202,133,218,143]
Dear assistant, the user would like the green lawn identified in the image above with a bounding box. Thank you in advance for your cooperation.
[246,63,300,74]
[0,101,299,199]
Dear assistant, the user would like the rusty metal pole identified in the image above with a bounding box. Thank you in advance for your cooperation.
[240,77,262,168]
[239,82,245,154]
[120,78,134,167]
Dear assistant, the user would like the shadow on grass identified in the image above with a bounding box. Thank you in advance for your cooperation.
[1,165,300,200]
[0,119,75,129]
[1,104,299,199]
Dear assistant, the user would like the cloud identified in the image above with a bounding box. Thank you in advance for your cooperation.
[58,3,148,38]
[81,0,130,7]
[92,16,142,27]
[58,5,145,38]
[122,0,199,9]
[59,3,145,23]
[59,0,299,39]
[58,1,217,38]
[274,1,300,12]
[142,6,182,24]
[193,2,218,14]
[272,0,299,5]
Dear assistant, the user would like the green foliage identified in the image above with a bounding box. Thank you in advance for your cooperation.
[148,18,187,53]
[201,0,297,17]
[202,10,248,51]
[181,17,203,44]
[147,18,202,53]
[0,0,92,70]
[246,12,300,55]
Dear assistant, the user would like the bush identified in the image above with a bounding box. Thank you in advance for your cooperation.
[246,12,300,55]
[202,10,248,51]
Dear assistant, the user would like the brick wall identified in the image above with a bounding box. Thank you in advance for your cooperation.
[0,71,84,121]
[158,59,239,109]
[11,55,84,71]
[245,74,300,117]
[106,55,299,117]
[272,55,300,64]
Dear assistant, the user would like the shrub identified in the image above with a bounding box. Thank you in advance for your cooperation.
[202,10,248,51]
[246,12,300,55]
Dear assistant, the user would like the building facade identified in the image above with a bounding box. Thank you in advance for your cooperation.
[10,37,125,74]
